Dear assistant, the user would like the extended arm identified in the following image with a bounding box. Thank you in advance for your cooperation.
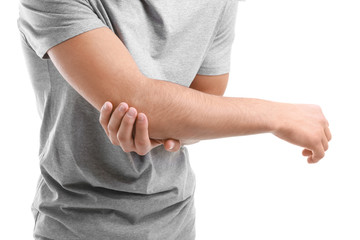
[48,27,331,163]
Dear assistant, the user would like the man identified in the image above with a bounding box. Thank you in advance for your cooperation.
[17,0,331,239]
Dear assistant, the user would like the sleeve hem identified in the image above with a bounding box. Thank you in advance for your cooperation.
[196,65,230,75]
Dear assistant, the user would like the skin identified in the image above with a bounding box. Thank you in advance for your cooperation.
[99,102,331,162]
[47,27,332,164]
[98,74,230,155]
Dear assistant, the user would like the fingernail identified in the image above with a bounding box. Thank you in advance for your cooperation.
[118,104,125,112]
[138,113,145,121]
[127,107,136,117]
[169,142,175,150]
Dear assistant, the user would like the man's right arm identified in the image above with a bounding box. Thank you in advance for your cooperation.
[48,26,331,162]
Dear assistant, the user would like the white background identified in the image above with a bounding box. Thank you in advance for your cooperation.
[1,0,359,239]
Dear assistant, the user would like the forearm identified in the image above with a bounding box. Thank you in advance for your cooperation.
[131,76,279,142]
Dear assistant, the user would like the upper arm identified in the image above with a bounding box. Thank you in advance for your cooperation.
[48,27,146,110]
[47,26,146,111]
[17,0,145,112]
[189,73,229,96]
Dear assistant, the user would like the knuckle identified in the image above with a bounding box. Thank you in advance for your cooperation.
[309,136,319,147]
[316,128,324,138]
[99,118,106,126]
[137,150,147,156]
[107,125,116,133]
[139,147,150,156]
[320,117,327,126]
[315,149,325,159]
[121,147,131,153]
[324,144,329,151]
[314,137,322,147]
[136,139,148,147]
[109,138,117,145]
[117,134,126,143]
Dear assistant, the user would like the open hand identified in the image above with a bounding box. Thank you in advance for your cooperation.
[99,101,181,155]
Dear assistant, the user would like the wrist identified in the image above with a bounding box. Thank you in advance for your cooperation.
[267,101,287,135]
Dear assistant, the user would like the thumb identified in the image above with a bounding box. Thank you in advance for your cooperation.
[164,139,181,152]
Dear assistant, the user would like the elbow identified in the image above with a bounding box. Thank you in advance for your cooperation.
[100,72,149,113]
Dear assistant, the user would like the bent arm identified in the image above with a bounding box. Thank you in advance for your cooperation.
[48,27,279,142]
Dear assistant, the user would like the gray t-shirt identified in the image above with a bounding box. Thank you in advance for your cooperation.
[17,0,239,239]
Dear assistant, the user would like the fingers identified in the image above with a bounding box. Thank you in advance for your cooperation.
[100,101,182,155]
[321,136,329,151]
[134,113,179,154]
[302,149,312,156]
[308,127,331,164]
[305,135,329,164]
[107,102,128,145]
[117,107,137,152]
[309,143,325,164]
[324,126,332,142]
[133,113,152,156]
[99,101,113,136]
[303,149,316,164]
[164,139,181,152]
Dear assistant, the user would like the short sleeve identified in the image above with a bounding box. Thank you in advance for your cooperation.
[17,0,108,60]
[197,0,239,75]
